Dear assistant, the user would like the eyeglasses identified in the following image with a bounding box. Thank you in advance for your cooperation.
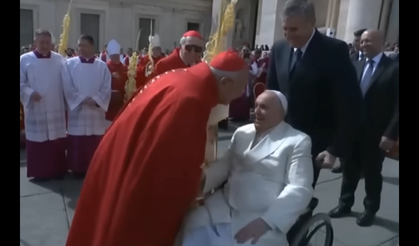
[184,45,203,53]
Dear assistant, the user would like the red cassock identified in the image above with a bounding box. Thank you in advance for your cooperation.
[106,61,128,121]
[135,54,165,89]
[123,56,130,66]
[65,62,219,246]
[148,48,188,80]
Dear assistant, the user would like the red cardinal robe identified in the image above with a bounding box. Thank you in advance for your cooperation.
[106,61,128,121]
[135,54,165,89]
[123,56,130,66]
[148,48,188,80]
[65,62,218,246]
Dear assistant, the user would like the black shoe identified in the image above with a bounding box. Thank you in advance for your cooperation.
[328,206,351,218]
[331,166,342,173]
[356,211,375,227]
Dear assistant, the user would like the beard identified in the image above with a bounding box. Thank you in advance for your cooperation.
[207,104,229,126]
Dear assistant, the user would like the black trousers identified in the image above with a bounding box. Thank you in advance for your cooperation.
[339,137,385,213]
[312,156,321,188]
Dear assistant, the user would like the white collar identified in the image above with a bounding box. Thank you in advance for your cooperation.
[294,29,315,54]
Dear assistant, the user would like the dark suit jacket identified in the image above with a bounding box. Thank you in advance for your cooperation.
[353,55,399,144]
[267,30,362,158]
[350,51,361,62]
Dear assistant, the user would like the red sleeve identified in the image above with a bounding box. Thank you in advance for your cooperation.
[148,60,167,80]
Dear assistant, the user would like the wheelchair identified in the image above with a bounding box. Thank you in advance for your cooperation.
[287,197,334,246]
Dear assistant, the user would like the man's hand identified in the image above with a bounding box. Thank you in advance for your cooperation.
[234,218,271,244]
[83,97,96,106]
[379,136,396,151]
[31,91,42,102]
[316,150,337,169]
[112,72,120,79]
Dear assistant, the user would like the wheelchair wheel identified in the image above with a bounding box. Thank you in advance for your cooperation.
[289,213,334,246]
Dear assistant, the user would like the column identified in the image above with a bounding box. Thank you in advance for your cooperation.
[254,0,286,46]
[210,0,222,34]
[386,0,399,43]
[343,0,383,42]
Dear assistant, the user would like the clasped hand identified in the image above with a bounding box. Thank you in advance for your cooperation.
[83,97,96,106]
[234,218,271,244]
[316,150,336,169]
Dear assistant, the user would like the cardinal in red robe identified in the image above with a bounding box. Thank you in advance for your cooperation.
[148,30,205,81]
[65,51,249,246]
[135,34,166,89]
[105,39,128,123]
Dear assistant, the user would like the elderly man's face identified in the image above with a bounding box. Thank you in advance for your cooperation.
[254,91,284,131]
[360,30,383,58]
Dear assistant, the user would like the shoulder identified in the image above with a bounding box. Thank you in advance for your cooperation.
[95,59,107,66]
[51,52,64,62]
[272,39,288,53]
[284,123,312,147]
[65,57,79,65]
[320,34,348,53]
[20,52,33,61]
[233,124,255,139]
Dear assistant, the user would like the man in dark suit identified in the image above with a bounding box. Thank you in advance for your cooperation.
[267,0,362,186]
[350,28,367,62]
[328,30,399,227]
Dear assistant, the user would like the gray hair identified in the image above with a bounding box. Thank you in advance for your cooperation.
[282,0,316,23]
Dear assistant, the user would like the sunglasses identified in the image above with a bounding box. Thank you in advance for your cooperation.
[184,45,203,53]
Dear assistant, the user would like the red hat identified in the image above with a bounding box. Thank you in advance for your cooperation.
[210,50,247,72]
[183,31,203,39]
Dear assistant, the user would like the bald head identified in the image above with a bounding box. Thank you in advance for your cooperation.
[254,91,286,132]
[361,29,384,58]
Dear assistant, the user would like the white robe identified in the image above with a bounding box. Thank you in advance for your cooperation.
[62,57,111,136]
[182,122,314,246]
[20,51,67,142]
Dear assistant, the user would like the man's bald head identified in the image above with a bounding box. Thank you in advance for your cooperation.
[254,90,286,132]
[361,29,384,58]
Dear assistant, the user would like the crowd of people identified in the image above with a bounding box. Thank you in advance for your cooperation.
[20,0,398,245]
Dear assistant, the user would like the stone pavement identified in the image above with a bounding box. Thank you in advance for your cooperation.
[20,127,399,246]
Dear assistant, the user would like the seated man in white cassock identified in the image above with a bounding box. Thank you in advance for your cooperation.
[181,90,314,246]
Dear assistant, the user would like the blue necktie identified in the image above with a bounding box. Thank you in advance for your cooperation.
[360,60,375,96]
[290,49,303,76]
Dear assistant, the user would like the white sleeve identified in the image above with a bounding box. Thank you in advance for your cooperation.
[251,62,258,75]
[61,61,87,111]
[20,56,34,107]
[202,132,237,193]
[92,64,112,111]
[260,136,314,233]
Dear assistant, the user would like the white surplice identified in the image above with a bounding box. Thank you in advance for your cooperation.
[20,51,67,142]
[62,57,111,136]
[182,122,314,246]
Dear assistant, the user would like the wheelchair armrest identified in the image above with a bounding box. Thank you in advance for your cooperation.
[301,197,319,215]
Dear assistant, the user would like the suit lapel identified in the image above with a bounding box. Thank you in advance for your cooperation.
[354,60,365,83]
[244,123,288,165]
[290,30,319,82]
[280,44,291,84]
[369,55,390,84]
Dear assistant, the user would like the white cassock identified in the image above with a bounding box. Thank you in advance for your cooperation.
[20,51,67,178]
[182,122,314,246]
[62,56,111,174]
